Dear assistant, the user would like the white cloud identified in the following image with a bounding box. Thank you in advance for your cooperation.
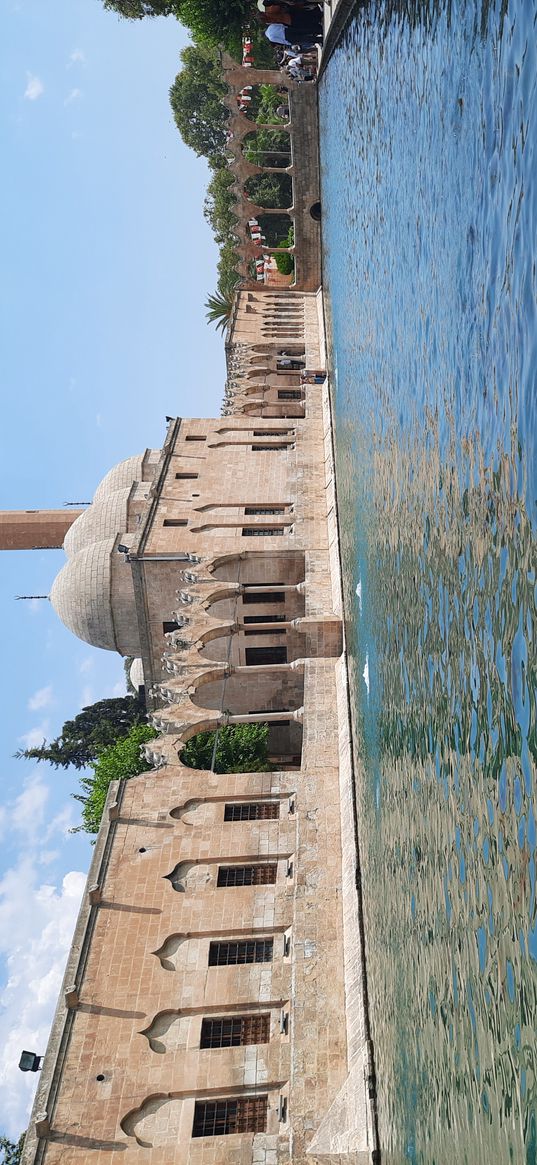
[95,413,102,427]
[18,723,49,750]
[24,73,44,101]
[79,657,94,675]
[64,87,82,106]
[28,685,53,712]
[0,862,86,1137]
[68,49,85,66]
[11,775,50,841]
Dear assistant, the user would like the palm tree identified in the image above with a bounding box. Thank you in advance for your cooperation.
[205,288,237,332]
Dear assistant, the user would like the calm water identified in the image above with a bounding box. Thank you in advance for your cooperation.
[319,0,537,1160]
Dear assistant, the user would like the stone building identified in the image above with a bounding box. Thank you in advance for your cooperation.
[13,289,376,1165]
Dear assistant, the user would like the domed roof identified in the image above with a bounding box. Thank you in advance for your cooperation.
[50,540,117,651]
[64,489,131,559]
[93,455,148,504]
[129,658,145,690]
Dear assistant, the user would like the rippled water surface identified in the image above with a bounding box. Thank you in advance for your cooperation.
[319,0,537,1160]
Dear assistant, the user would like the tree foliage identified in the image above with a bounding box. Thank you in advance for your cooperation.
[15,696,145,770]
[204,166,237,240]
[245,173,292,209]
[103,0,177,17]
[176,0,254,51]
[169,44,229,165]
[205,290,236,332]
[180,724,271,772]
[0,1135,26,1165]
[73,724,158,835]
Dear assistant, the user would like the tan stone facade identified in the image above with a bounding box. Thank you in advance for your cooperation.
[21,290,376,1165]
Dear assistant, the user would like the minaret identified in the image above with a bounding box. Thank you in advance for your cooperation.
[0,509,84,551]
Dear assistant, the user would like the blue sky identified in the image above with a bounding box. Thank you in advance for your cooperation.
[1,0,224,1138]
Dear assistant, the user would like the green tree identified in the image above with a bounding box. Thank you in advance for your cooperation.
[245,173,291,209]
[103,0,177,16]
[14,696,145,770]
[169,44,229,165]
[73,724,158,835]
[243,129,290,168]
[0,1134,26,1165]
[205,290,236,332]
[175,0,254,51]
[204,166,237,240]
[180,723,271,772]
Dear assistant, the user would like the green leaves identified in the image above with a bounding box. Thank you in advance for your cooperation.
[72,724,158,835]
[14,695,146,770]
[169,44,229,165]
[103,0,177,17]
[0,1134,26,1165]
[180,724,271,772]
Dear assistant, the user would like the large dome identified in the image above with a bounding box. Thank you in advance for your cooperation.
[50,538,140,655]
[93,453,154,504]
[50,540,117,651]
[64,488,131,559]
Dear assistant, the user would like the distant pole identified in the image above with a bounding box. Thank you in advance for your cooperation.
[15,595,50,601]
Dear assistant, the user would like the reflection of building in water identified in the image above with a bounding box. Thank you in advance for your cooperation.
[342,400,537,1163]
[14,290,377,1165]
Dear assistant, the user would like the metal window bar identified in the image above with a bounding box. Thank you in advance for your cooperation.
[245,646,288,665]
[192,1096,268,1137]
[243,614,286,623]
[200,1014,270,1049]
[242,528,285,537]
[244,507,286,515]
[217,864,277,888]
[243,591,285,604]
[208,939,274,966]
[224,802,280,821]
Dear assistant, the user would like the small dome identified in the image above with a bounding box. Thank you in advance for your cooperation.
[64,489,131,559]
[129,658,145,690]
[93,453,156,504]
[50,540,117,651]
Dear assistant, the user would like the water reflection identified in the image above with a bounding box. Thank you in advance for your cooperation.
[320,0,537,1159]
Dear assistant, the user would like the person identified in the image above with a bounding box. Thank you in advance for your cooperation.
[261,1,323,47]
[300,369,326,383]
[264,22,322,50]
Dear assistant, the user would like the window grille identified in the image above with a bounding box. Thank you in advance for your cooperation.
[242,528,284,537]
[244,614,285,624]
[244,629,285,636]
[251,445,290,452]
[217,864,277,887]
[243,591,285,605]
[192,1096,268,1137]
[278,390,302,400]
[244,507,285,516]
[252,431,292,437]
[224,802,280,821]
[245,646,287,665]
[208,939,273,966]
[200,1014,270,1048]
